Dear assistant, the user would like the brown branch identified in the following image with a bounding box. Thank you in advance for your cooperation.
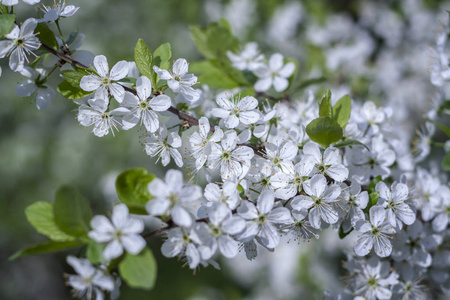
[41,43,265,155]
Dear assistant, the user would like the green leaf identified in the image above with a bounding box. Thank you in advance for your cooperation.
[54,186,92,238]
[442,151,450,171]
[86,241,105,264]
[153,43,171,70]
[0,14,14,37]
[367,176,383,194]
[333,139,369,151]
[9,240,86,261]
[116,168,155,214]
[190,20,239,60]
[61,69,91,88]
[190,25,215,59]
[306,117,343,148]
[57,80,93,99]
[436,123,450,137]
[319,90,332,118]
[338,225,353,239]
[119,248,157,290]
[190,61,240,89]
[0,4,9,14]
[333,95,351,128]
[134,39,154,85]
[25,202,75,242]
[35,22,58,50]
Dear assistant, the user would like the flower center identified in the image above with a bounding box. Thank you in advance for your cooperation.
[221,151,231,160]
[368,276,378,287]
[257,215,267,224]
[371,226,380,236]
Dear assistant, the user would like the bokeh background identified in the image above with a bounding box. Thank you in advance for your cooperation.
[1,0,449,299]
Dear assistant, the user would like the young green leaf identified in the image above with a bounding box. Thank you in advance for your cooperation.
[319,90,332,118]
[86,241,106,264]
[190,61,240,89]
[367,175,383,194]
[0,14,14,37]
[61,69,91,88]
[442,151,450,171]
[54,186,92,238]
[57,80,93,99]
[152,43,171,70]
[306,116,343,148]
[436,123,450,137]
[338,224,353,239]
[333,95,351,128]
[116,168,155,214]
[25,201,75,242]
[134,39,154,85]
[333,139,369,151]
[190,25,215,59]
[119,248,157,290]
[9,240,86,261]
[35,22,58,50]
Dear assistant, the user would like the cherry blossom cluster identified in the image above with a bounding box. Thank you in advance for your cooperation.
[2,1,448,300]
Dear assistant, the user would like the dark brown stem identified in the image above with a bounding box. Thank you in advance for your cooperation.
[143,226,170,238]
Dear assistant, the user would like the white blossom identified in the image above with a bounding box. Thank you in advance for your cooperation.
[253,53,295,92]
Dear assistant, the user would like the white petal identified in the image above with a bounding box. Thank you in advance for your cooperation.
[103,240,123,260]
[218,235,239,258]
[93,55,109,78]
[109,60,129,80]
[171,205,192,227]
[121,235,146,255]
[136,76,152,100]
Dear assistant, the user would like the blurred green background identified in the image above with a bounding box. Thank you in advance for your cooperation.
[1,0,448,299]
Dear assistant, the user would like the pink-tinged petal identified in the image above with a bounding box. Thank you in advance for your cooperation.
[136,76,152,100]
[354,233,373,256]
[93,55,109,77]
[80,75,102,91]
[109,60,128,81]
[172,58,189,76]
[121,235,146,255]
[273,76,289,92]
[171,205,192,227]
[103,240,123,260]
